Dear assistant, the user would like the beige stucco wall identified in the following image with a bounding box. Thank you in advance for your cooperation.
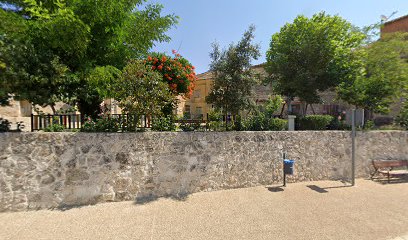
[0,131,406,212]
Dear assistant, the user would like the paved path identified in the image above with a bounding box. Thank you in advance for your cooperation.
[1,179,407,240]
[392,234,408,240]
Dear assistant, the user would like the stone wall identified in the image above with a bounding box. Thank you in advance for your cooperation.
[0,131,407,212]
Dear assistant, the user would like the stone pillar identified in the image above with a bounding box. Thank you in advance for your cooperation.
[288,115,296,131]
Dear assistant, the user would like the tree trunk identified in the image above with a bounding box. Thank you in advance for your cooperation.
[50,104,56,115]
[304,103,309,116]
[280,102,286,118]
[310,104,316,114]
[287,97,292,115]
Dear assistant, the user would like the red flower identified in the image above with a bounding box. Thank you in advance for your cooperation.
[172,49,177,54]
[152,66,156,70]
[147,56,152,61]
[161,56,167,62]
[158,65,163,70]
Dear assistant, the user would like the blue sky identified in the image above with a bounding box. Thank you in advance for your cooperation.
[151,0,408,74]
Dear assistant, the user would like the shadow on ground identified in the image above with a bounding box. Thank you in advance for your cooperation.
[266,185,285,192]
[134,192,190,205]
[306,183,352,193]
[370,176,408,185]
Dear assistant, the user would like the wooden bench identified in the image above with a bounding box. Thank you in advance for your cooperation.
[371,160,408,183]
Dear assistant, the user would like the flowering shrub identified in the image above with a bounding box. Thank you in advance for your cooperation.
[145,51,197,98]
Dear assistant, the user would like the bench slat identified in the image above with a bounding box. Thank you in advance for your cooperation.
[373,160,408,168]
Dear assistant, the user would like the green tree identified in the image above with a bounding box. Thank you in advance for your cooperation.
[258,95,284,118]
[0,7,29,106]
[337,32,408,114]
[206,25,261,116]
[112,60,173,117]
[265,12,365,113]
[0,0,178,115]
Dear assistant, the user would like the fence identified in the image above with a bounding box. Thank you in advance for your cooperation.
[30,114,155,132]
[31,114,83,131]
[30,114,214,132]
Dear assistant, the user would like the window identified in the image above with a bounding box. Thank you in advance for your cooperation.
[194,90,201,98]
[195,107,203,119]
[184,105,191,119]
[185,105,191,113]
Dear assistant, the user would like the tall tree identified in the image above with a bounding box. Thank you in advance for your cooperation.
[265,12,365,114]
[337,32,408,114]
[0,0,178,116]
[206,25,261,116]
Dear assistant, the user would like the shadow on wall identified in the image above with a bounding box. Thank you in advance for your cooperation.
[0,117,26,132]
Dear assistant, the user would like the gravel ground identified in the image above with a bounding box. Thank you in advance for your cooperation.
[1,179,408,240]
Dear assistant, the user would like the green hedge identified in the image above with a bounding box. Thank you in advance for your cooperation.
[268,118,288,131]
[297,115,334,130]
[242,114,287,131]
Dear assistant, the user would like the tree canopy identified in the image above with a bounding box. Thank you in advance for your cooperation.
[206,25,261,115]
[337,32,408,114]
[0,0,178,114]
[265,12,365,107]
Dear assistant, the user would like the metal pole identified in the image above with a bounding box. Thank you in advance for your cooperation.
[351,109,356,186]
[283,152,287,187]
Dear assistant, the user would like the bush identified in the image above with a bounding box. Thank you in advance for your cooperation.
[396,103,408,130]
[0,118,10,132]
[241,114,287,131]
[44,124,65,132]
[208,121,225,131]
[298,115,334,130]
[268,118,288,131]
[363,120,375,130]
[81,116,120,132]
[151,116,176,131]
[207,109,223,121]
[327,117,351,130]
[178,120,203,132]
[242,114,268,131]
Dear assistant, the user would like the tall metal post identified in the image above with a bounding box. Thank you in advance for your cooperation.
[283,152,287,187]
[351,109,356,186]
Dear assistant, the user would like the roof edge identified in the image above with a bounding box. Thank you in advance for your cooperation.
[384,14,408,25]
